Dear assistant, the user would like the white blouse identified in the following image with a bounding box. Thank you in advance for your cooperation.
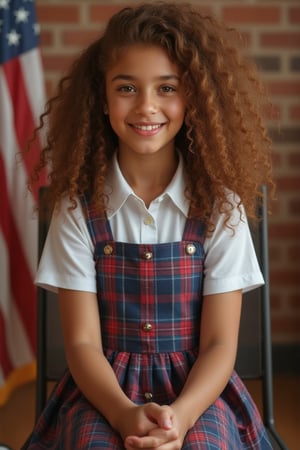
[36,154,264,296]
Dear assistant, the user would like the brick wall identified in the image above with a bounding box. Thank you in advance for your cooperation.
[36,0,300,344]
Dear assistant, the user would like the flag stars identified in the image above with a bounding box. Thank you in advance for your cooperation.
[7,29,21,46]
[0,0,10,10]
[15,7,30,23]
[33,22,40,35]
[0,0,39,64]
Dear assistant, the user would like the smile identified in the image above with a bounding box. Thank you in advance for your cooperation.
[131,124,163,131]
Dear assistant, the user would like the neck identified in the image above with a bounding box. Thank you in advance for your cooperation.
[118,150,178,207]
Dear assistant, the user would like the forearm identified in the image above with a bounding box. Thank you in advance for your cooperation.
[66,342,134,429]
[171,343,236,431]
[58,289,135,431]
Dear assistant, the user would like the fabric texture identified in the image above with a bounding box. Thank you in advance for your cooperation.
[26,195,272,449]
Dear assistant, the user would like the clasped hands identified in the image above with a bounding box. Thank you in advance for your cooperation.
[118,402,186,449]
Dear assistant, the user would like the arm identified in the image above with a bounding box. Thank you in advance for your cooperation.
[172,289,242,433]
[58,288,173,440]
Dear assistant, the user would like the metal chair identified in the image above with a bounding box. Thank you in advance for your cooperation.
[35,187,66,420]
[234,186,288,449]
[34,186,289,448]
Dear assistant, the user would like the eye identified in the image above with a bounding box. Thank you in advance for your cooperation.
[117,85,136,93]
[159,85,176,94]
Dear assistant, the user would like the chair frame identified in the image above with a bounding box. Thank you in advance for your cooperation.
[255,186,288,449]
[35,187,56,419]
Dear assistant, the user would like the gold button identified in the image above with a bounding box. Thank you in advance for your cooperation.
[186,243,196,255]
[144,215,153,225]
[143,251,153,260]
[104,244,113,255]
[144,392,153,402]
[143,323,152,332]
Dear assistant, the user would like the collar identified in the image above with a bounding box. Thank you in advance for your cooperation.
[105,152,189,219]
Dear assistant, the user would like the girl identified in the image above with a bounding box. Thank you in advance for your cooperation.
[26,2,274,449]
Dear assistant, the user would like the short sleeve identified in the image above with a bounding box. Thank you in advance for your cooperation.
[35,197,97,293]
[203,195,264,296]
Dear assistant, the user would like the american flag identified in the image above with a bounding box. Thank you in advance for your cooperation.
[0,0,46,404]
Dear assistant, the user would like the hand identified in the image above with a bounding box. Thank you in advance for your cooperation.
[124,405,185,450]
[115,402,173,442]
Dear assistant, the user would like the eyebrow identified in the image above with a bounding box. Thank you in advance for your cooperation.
[111,74,180,82]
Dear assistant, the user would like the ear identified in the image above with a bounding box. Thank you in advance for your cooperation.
[103,104,109,115]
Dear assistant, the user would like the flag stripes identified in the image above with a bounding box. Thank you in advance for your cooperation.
[0,0,46,404]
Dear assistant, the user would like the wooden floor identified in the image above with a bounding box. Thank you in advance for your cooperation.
[0,375,299,450]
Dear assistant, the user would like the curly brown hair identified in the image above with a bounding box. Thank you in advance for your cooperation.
[30,1,274,230]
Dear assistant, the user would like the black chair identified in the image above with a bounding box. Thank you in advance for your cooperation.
[234,186,288,449]
[34,186,288,449]
[35,187,66,420]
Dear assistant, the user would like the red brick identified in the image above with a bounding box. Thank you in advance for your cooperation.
[40,31,54,47]
[223,7,280,24]
[63,30,101,47]
[269,245,282,261]
[269,224,300,239]
[289,7,300,24]
[288,294,300,309]
[42,54,75,73]
[267,81,300,96]
[44,79,54,99]
[287,152,300,167]
[270,293,281,310]
[276,176,300,191]
[89,5,125,22]
[272,315,300,334]
[268,199,280,216]
[271,151,282,168]
[37,5,80,24]
[262,103,281,121]
[289,105,300,120]
[289,199,300,215]
[287,245,300,262]
[261,32,300,49]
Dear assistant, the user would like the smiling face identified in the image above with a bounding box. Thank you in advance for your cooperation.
[105,44,186,160]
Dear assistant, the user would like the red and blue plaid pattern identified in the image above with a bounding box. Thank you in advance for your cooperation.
[25,195,272,449]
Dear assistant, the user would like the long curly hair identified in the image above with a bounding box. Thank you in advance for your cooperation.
[30,1,274,230]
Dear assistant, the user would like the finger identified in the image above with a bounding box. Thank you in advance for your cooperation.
[125,434,160,449]
[146,404,173,430]
[158,405,174,429]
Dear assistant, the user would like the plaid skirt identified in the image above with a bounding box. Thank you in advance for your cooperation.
[26,359,271,449]
[25,200,272,449]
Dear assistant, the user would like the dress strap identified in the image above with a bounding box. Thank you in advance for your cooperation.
[182,217,206,243]
[80,194,113,247]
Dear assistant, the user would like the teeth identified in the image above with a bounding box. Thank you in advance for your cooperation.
[134,124,161,131]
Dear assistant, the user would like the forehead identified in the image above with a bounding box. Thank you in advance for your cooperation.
[106,44,180,79]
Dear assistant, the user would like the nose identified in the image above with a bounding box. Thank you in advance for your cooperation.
[135,90,158,115]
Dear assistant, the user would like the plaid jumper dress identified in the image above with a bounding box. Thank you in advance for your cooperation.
[26,195,272,449]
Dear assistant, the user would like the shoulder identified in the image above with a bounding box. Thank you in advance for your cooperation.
[211,189,246,233]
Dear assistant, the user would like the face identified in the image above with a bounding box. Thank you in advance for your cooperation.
[105,44,186,159]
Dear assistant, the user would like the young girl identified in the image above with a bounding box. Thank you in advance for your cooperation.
[26,2,274,449]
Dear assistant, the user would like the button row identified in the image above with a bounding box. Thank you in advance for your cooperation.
[103,244,196,257]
